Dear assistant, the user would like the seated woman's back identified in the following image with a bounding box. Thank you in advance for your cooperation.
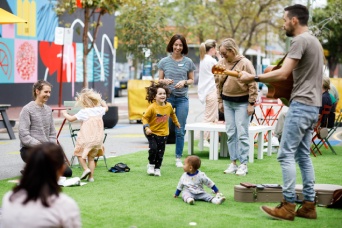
[1,143,81,228]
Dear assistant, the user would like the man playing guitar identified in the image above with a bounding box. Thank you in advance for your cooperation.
[239,4,323,221]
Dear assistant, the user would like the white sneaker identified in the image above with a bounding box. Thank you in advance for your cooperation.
[154,169,161,176]
[186,197,195,205]
[271,136,280,147]
[80,168,91,180]
[263,136,280,147]
[236,164,248,176]
[263,147,278,153]
[211,193,226,205]
[87,178,94,182]
[223,163,238,174]
[176,158,183,168]
[147,164,155,175]
[203,140,210,148]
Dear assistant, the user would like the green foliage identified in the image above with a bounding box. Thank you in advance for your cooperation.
[1,143,342,227]
[163,0,291,54]
[312,0,342,74]
[55,0,121,15]
[116,0,171,63]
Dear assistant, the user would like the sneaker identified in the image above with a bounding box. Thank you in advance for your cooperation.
[236,164,248,176]
[186,197,195,205]
[203,140,210,148]
[88,178,94,182]
[154,169,161,176]
[176,158,183,168]
[263,136,280,147]
[80,168,91,180]
[147,164,155,175]
[223,163,238,174]
[262,146,278,153]
[211,193,226,205]
[271,136,280,147]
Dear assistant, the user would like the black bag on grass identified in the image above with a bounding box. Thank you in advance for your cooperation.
[327,189,342,209]
[109,163,130,173]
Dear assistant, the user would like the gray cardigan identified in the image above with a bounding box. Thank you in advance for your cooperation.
[18,101,57,148]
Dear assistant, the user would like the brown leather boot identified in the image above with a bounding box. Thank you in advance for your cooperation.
[260,200,296,221]
[296,201,317,219]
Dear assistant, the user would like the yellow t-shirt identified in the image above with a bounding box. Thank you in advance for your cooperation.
[142,102,180,136]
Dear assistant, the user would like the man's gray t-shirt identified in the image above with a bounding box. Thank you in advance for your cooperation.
[288,31,323,107]
[158,56,196,97]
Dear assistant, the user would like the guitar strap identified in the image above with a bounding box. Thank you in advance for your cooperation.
[221,60,241,86]
[276,53,288,67]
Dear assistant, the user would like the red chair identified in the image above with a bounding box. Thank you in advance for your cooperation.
[311,105,332,156]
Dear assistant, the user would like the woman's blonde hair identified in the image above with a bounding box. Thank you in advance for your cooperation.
[199,39,217,60]
[76,88,102,108]
[323,76,331,90]
[218,38,239,56]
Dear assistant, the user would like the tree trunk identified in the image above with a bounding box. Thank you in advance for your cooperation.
[83,53,88,88]
[328,56,338,77]
[82,8,90,88]
[133,58,139,79]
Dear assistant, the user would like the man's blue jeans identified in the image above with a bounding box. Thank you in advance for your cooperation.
[223,100,249,164]
[168,94,189,158]
[278,101,319,203]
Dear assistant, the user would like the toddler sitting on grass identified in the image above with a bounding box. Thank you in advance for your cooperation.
[174,155,226,205]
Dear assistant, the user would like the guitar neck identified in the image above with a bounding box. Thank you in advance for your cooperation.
[221,70,240,78]
[212,66,240,78]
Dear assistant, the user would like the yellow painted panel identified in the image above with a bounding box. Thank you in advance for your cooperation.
[331,78,342,112]
[17,0,23,35]
[127,80,157,121]
[23,0,30,36]
[30,1,36,36]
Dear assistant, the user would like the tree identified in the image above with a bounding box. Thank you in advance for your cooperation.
[116,0,171,79]
[164,0,291,55]
[312,0,342,76]
[55,0,121,88]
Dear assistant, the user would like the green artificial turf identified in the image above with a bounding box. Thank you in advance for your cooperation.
[1,142,342,228]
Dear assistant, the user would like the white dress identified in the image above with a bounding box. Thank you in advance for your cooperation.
[74,106,106,159]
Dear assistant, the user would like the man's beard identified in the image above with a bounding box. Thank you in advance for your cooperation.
[285,25,295,37]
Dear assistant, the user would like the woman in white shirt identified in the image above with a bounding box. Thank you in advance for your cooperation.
[198,39,221,147]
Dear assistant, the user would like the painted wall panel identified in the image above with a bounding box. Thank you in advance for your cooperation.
[0,38,15,83]
[0,0,116,106]
[15,39,37,82]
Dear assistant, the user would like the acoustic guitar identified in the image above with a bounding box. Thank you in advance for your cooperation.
[212,55,293,106]
[263,55,293,106]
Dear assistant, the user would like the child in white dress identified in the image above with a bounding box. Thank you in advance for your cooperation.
[62,88,108,182]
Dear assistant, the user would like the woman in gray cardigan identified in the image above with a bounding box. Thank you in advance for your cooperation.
[18,80,72,177]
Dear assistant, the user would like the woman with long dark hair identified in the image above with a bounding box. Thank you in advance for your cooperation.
[2,143,81,227]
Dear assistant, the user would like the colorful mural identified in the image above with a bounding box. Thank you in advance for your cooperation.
[15,39,37,82]
[0,39,14,83]
[0,0,116,106]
